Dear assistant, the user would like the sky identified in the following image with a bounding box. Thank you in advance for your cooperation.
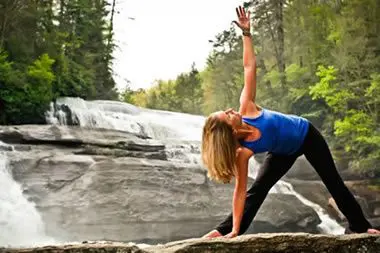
[111,0,242,91]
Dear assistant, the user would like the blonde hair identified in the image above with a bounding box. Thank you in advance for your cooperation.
[201,114,237,184]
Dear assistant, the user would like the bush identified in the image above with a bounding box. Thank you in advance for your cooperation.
[0,51,55,124]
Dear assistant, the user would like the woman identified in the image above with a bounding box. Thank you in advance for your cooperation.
[201,6,380,239]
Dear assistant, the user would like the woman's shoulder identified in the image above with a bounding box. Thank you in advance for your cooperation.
[236,146,254,159]
[241,103,264,118]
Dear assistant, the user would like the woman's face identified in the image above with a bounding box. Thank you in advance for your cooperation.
[214,108,242,129]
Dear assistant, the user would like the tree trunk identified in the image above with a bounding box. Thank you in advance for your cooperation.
[107,0,116,54]
[275,0,286,88]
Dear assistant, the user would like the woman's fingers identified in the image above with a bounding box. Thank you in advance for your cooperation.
[240,6,245,17]
[234,5,249,30]
[235,7,240,18]
[236,5,248,19]
[232,20,241,29]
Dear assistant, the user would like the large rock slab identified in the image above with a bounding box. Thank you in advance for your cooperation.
[148,233,380,253]
[0,125,326,244]
[5,150,321,244]
[1,234,380,253]
[0,125,166,159]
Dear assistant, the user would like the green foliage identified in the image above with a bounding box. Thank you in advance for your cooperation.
[123,64,203,114]
[366,74,380,102]
[0,0,118,124]
[309,65,354,113]
[121,84,135,104]
[310,65,380,173]
[0,52,55,124]
[145,80,179,111]
[26,54,56,117]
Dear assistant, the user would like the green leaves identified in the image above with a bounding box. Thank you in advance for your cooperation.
[309,65,356,113]
[310,65,380,172]
[365,74,380,102]
[310,65,337,101]
[0,52,55,124]
[0,0,117,124]
[27,54,55,85]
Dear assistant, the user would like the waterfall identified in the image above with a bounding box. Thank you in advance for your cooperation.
[270,181,344,234]
[46,97,205,141]
[0,152,54,247]
[47,97,345,235]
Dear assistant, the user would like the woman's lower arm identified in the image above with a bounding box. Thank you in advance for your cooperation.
[232,186,247,233]
[243,35,255,68]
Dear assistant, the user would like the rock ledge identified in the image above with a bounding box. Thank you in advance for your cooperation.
[2,233,380,253]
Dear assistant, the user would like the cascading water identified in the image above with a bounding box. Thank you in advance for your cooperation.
[46,97,205,165]
[269,180,344,234]
[46,97,205,142]
[0,152,54,247]
[46,97,345,234]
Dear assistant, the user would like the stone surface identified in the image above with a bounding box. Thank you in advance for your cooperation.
[1,234,380,253]
[287,179,380,224]
[5,150,320,244]
[247,194,321,234]
[0,125,325,244]
[147,233,380,253]
[283,155,320,181]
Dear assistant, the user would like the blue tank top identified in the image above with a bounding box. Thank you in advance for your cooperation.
[239,108,310,155]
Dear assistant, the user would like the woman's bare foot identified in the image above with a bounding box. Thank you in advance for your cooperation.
[202,229,223,238]
[367,228,380,234]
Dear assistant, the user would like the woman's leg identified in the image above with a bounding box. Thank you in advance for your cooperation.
[215,152,299,235]
[301,123,372,233]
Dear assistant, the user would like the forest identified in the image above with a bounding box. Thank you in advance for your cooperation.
[0,0,379,175]
[0,0,118,124]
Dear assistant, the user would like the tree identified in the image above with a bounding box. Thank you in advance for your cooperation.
[0,52,55,124]
[0,0,119,124]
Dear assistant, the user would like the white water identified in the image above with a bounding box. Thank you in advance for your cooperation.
[46,97,205,142]
[270,180,344,234]
[47,97,345,235]
[0,153,55,247]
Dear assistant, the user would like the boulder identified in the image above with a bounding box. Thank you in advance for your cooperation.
[247,194,321,234]
[284,156,320,180]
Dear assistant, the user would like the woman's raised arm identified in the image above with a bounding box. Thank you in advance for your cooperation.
[233,6,257,115]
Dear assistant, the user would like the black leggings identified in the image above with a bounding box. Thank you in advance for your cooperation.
[215,122,372,235]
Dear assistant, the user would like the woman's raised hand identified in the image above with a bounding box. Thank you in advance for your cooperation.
[233,6,251,33]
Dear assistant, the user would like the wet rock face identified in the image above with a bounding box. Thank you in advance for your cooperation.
[1,234,380,253]
[0,125,323,244]
[285,178,380,230]
[247,194,321,234]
